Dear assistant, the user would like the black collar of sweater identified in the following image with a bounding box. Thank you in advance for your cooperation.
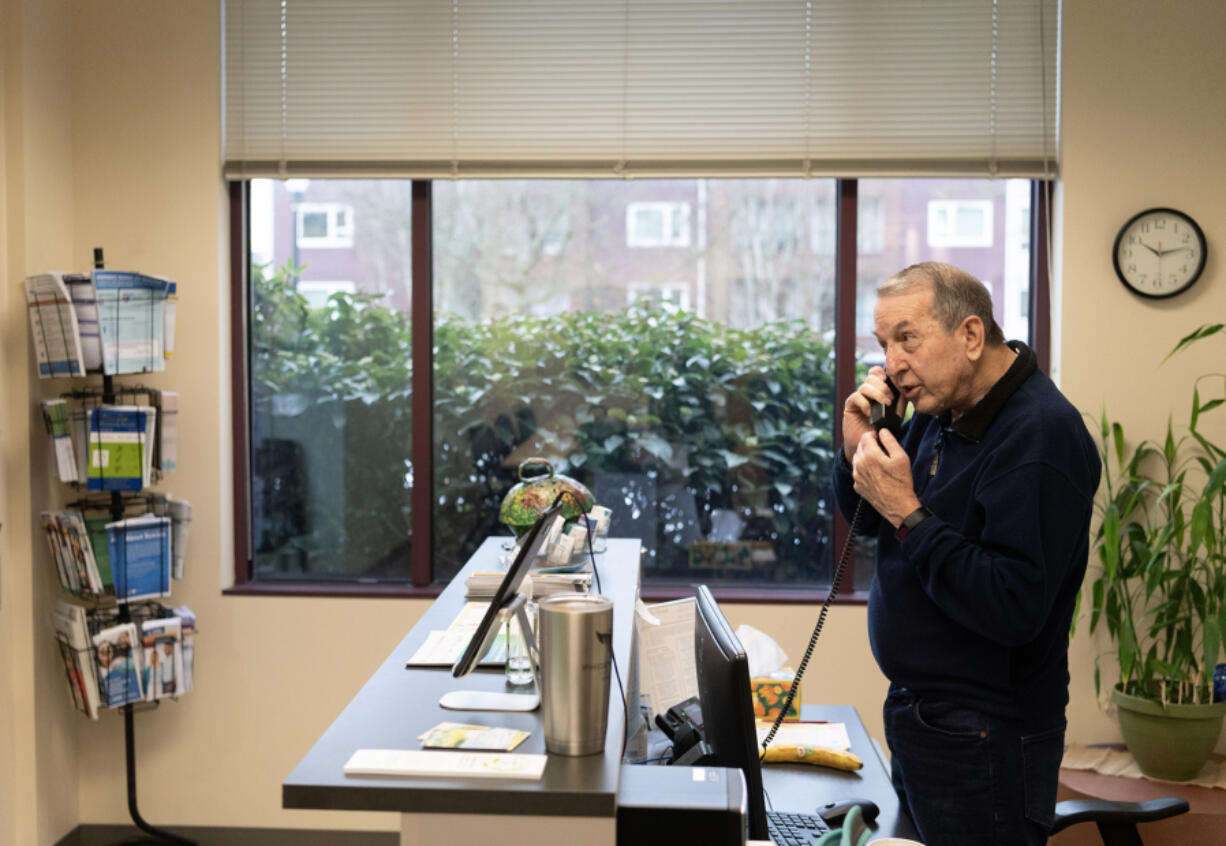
[938,340,1037,443]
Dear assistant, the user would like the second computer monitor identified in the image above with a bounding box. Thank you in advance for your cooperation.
[693,583,769,842]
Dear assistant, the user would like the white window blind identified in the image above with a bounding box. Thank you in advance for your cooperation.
[223,0,1059,179]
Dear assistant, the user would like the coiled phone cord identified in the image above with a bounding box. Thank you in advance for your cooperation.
[757,495,867,756]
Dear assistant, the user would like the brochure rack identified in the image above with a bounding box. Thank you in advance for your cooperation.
[37,248,195,846]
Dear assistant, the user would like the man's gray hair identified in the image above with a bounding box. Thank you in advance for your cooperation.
[878,262,1005,345]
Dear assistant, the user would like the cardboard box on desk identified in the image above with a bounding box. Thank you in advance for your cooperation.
[750,670,800,722]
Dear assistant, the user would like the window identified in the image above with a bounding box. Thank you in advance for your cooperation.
[296,203,355,249]
[626,202,691,248]
[235,177,1046,594]
[295,281,357,310]
[926,200,994,248]
[627,282,691,312]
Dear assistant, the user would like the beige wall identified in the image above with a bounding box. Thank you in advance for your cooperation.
[2,1,1225,842]
[1059,0,1226,748]
[3,0,83,843]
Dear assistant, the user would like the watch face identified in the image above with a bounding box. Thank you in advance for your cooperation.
[1113,207,1207,299]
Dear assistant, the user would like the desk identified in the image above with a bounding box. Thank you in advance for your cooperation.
[284,537,915,844]
[283,537,643,845]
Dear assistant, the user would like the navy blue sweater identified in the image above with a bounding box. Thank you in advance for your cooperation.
[833,343,1100,723]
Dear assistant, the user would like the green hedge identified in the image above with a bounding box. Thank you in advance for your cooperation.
[251,263,839,585]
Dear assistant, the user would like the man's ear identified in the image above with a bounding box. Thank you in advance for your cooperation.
[960,315,986,361]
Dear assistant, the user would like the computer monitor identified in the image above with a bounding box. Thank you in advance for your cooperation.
[440,498,566,711]
[694,584,769,842]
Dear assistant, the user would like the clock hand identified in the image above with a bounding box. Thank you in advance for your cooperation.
[1158,246,1187,257]
[1140,241,1161,257]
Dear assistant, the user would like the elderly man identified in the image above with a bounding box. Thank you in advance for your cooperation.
[833,262,1100,846]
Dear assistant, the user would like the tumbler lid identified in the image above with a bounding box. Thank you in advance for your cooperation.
[537,594,612,613]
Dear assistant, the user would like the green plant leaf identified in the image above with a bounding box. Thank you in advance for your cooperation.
[1203,617,1221,679]
[1190,499,1211,557]
[1112,421,1126,469]
[1204,457,1226,500]
[1164,322,1224,362]
[1101,503,1121,580]
[1118,621,1138,684]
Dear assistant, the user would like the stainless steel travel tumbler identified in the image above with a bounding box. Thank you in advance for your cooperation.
[537,594,613,756]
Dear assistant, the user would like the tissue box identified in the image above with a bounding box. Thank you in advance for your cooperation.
[750,671,800,722]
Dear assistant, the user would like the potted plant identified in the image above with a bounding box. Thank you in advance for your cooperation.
[1085,323,1226,781]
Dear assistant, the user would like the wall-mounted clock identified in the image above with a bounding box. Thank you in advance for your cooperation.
[1112,207,1207,299]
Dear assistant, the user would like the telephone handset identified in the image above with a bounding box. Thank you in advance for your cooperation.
[869,376,902,440]
[758,373,904,755]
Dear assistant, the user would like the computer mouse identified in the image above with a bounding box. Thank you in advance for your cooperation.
[817,797,880,825]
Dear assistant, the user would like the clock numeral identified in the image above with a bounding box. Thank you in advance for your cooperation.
[1127,263,1137,273]
[1155,219,1167,229]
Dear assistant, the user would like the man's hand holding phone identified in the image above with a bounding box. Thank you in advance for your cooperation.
[842,366,904,462]
[843,367,920,526]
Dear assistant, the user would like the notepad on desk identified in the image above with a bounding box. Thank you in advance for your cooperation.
[755,720,851,751]
[344,748,547,780]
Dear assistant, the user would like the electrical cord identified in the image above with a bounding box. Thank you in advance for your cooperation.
[546,490,631,738]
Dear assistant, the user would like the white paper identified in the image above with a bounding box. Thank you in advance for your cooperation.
[25,273,86,377]
[635,597,699,718]
[93,270,170,375]
[755,721,851,751]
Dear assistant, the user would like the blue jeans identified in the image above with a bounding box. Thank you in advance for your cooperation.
[883,687,1065,846]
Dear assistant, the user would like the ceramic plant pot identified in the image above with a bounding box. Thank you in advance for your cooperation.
[1111,684,1226,781]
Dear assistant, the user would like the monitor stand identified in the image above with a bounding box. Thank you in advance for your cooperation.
[439,597,542,712]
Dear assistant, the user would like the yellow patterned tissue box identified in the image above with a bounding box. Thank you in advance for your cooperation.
[750,671,800,722]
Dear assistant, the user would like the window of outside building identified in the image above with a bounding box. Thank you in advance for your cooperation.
[627,282,691,311]
[626,201,691,248]
[926,199,994,248]
[296,203,355,248]
[238,177,1040,594]
[295,280,357,310]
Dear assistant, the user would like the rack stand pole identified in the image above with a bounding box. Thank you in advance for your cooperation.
[96,247,195,846]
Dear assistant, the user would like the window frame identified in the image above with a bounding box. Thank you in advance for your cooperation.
[226,179,1052,602]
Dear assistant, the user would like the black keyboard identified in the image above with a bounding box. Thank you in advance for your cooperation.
[766,810,832,845]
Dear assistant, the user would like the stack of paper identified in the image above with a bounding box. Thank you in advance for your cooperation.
[39,510,107,594]
[86,405,157,492]
[152,390,179,472]
[64,273,101,371]
[24,273,86,377]
[92,621,145,707]
[52,600,101,719]
[93,270,172,375]
[105,514,172,602]
[419,721,530,752]
[172,605,197,693]
[40,399,79,482]
[463,567,592,600]
[140,617,184,701]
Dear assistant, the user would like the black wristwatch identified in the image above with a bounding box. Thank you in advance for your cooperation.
[895,506,932,541]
